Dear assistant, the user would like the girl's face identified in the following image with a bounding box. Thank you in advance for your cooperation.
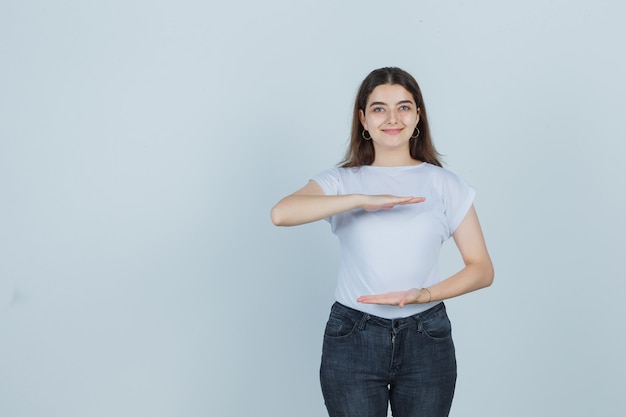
[359,84,420,153]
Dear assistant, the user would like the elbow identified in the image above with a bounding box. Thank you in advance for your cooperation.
[271,199,305,227]
[482,261,495,288]
[270,205,288,226]
[468,258,494,289]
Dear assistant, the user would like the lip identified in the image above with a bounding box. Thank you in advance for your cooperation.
[382,128,403,135]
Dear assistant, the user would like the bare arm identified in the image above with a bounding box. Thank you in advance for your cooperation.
[358,205,494,306]
[270,181,425,227]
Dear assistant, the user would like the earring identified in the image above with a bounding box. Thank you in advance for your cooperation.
[411,127,420,139]
[361,130,372,140]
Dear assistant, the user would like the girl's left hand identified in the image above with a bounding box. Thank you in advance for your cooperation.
[357,288,422,307]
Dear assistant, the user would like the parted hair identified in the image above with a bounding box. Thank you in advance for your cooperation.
[340,67,442,168]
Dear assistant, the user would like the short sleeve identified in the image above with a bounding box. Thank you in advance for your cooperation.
[310,168,340,196]
[442,171,476,237]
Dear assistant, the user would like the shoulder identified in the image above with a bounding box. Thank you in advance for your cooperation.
[313,166,361,180]
[420,164,475,205]
[310,166,366,195]
[422,162,456,177]
[422,163,468,185]
[312,167,339,182]
[310,166,351,195]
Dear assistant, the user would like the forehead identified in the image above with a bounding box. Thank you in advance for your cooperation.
[367,84,414,105]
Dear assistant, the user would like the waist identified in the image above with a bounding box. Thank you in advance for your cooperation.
[330,301,447,331]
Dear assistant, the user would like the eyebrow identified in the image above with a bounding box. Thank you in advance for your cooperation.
[368,99,415,107]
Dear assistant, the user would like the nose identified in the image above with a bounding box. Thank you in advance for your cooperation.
[387,109,398,124]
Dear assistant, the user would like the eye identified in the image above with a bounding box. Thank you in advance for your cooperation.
[372,107,385,113]
[399,105,411,111]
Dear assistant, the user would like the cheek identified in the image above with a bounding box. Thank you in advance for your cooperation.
[365,114,383,127]
[404,114,419,126]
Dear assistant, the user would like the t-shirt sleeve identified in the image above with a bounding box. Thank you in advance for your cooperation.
[310,168,340,196]
[442,171,476,237]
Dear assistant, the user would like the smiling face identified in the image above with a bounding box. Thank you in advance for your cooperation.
[359,84,420,159]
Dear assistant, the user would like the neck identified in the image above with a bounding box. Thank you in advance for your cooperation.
[372,149,421,167]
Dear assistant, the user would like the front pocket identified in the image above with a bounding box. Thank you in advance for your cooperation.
[323,314,357,338]
[421,311,452,340]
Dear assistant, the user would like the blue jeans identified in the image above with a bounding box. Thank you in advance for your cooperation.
[320,302,457,417]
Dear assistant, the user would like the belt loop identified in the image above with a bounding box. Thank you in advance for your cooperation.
[358,313,370,331]
[412,315,423,333]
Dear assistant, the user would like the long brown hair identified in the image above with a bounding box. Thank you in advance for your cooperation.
[340,67,442,167]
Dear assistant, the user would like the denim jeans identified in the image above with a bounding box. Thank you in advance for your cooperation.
[320,302,457,417]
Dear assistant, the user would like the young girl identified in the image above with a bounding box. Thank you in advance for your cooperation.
[271,67,494,417]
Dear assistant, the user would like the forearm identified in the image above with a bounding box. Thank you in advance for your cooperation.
[420,261,494,303]
[271,194,364,226]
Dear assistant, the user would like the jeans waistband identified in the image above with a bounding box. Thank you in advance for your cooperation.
[331,301,446,331]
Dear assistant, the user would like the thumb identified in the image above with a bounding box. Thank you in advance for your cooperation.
[398,293,407,308]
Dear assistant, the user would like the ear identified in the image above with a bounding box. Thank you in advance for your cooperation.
[416,107,421,125]
[359,109,367,130]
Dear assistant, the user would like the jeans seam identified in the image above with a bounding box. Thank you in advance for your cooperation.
[358,313,370,331]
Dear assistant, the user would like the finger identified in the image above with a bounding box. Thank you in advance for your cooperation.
[398,197,425,205]
[398,298,405,308]
[357,295,384,304]
[380,199,420,210]
[398,292,410,308]
[357,295,381,303]
[358,294,400,305]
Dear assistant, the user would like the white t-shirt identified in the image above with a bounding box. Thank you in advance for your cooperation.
[312,162,475,319]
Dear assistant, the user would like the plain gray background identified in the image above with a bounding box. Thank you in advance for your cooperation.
[1,1,625,416]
